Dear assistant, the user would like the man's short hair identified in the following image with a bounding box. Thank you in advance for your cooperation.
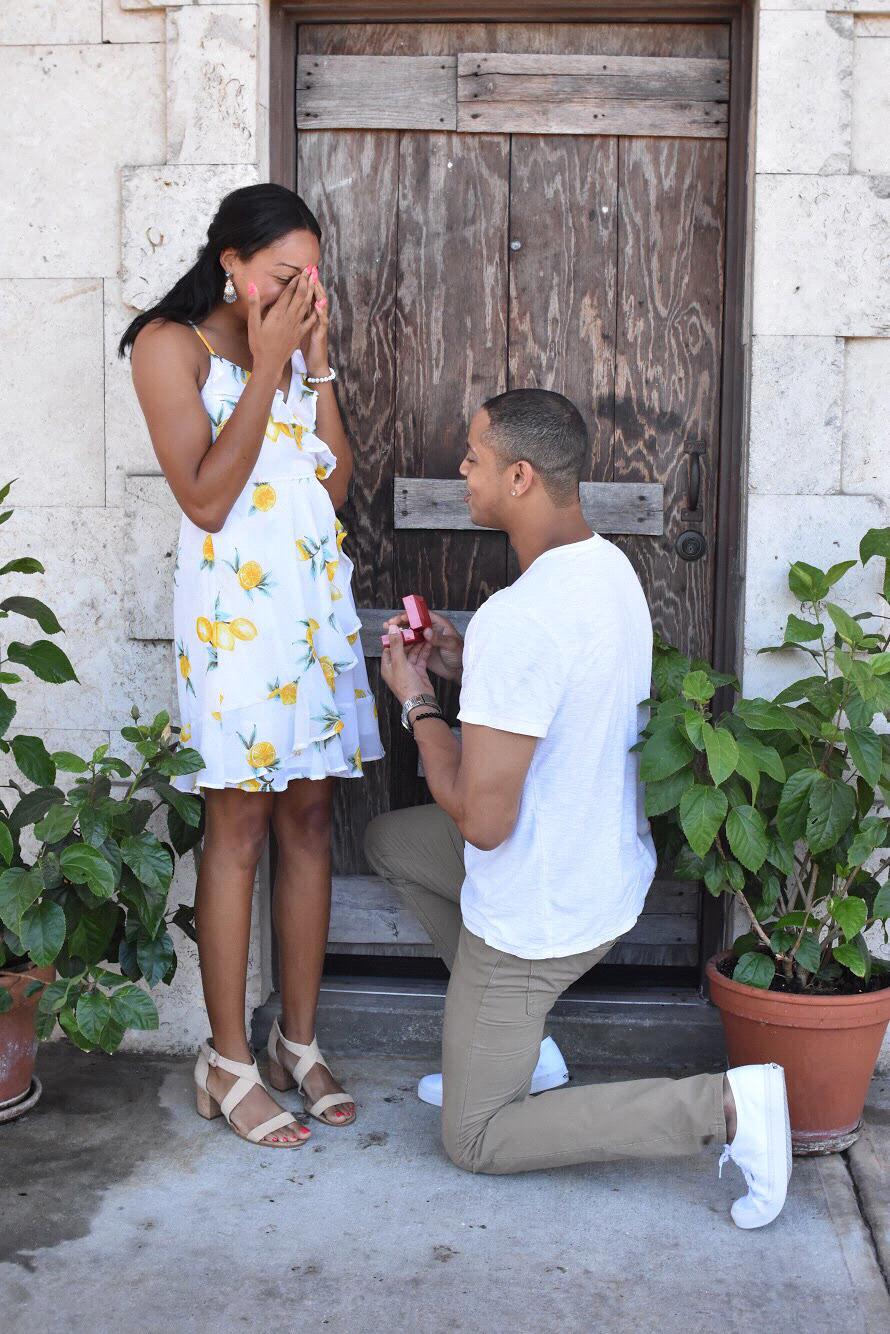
[481,388,588,505]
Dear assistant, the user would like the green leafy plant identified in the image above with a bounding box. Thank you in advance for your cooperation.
[0,480,203,1050]
[642,527,890,993]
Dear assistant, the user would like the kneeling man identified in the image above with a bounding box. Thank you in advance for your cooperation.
[366,389,791,1230]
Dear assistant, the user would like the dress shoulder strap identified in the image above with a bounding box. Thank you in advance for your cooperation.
[190,324,217,357]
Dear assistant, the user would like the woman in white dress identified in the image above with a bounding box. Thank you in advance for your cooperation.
[121,185,383,1147]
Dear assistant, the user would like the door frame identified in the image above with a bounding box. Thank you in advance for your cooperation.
[268,0,756,982]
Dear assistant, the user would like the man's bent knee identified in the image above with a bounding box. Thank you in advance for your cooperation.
[363,810,409,879]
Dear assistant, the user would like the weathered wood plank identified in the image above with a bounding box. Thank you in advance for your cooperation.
[458,53,730,101]
[300,22,729,62]
[393,131,510,803]
[458,97,728,138]
[393,478,664,535]
[508,135,618,483]
[613,138,726,661]
[296,39,401,876]
[296,55,457,130]
[328,875,699,948]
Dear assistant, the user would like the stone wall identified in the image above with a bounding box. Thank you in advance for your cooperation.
[1,3,888,1053]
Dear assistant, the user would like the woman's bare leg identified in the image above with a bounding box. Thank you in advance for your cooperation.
[197,786,308,1145]
[271,777,355,1123]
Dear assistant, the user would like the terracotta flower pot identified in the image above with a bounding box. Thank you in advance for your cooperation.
[0,962,54,1115]
[707,952,890,1154]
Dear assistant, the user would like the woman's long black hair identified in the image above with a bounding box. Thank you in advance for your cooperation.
[118,183,322,358]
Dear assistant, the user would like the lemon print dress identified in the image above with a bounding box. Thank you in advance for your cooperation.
[171,328,383,793]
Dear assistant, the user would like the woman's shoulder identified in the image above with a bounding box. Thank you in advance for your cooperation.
[131,319,205,384]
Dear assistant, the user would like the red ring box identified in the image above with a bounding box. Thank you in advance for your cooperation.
[381,594,432,648]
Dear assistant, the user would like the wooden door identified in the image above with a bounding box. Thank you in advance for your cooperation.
[293,19,730,971]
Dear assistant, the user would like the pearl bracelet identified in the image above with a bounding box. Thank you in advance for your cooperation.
[304,365,337,385]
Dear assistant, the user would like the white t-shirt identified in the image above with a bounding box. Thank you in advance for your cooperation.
[457,533,656,960]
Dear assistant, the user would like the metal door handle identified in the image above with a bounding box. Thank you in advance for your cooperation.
[681,443,706,522]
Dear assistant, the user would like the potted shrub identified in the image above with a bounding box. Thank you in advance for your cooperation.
[641,527,890,1154]
[0,481,202,1121]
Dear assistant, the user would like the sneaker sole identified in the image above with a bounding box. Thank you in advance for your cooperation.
[416,1069,569,1109]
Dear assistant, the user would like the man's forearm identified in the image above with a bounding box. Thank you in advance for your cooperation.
[411,714,465,826]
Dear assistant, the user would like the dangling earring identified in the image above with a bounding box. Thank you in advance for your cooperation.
[223,272,237,304]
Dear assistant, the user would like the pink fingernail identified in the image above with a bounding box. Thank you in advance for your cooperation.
[316,296,327,308]
[247,282,257,296]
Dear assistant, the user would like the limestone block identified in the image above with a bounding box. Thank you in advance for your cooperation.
[101,0,165,42]
[752,175,890,337]
[748,336,843,494]
[0,505,173,731]
[0,3,101,44]
[0,45,164,280]
[105,281,158,505]
[125,474,179,640]
[760,0,890,10]
[742,493,888,697]
[121,164,259,311]
[853,19,890,174]
[0,281,105,507]
[842,338,890,495]
[166,6,258,165]
[756,12,852,175]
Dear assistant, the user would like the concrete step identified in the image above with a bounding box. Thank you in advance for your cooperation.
[253,977,726,1072]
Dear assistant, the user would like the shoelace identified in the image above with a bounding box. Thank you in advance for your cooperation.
[718,1143,755,1189]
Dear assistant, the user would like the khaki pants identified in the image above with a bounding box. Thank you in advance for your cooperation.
[365,803,726,1175]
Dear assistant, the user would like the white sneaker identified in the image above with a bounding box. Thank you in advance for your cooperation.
[719,1063,792,1230]
[416,1035,570,1107]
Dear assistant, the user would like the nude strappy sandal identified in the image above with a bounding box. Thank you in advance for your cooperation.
[194,1040,308,1147]
[266,1019,356,1126]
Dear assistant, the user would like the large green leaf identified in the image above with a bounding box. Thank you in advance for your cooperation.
[788,561,829,602]
[69,902,119,966]
[872,884,890,919]
[726,805,770,873]
[0,689,15,738]
[0,821,13,867]
[51,751,88,774]
[845,817,889,868]
[681,670,714,703]
[828,895,868,942]
[776,769,824,842]
[794,933,822,974]
[156,782,203,828]
[702,723,739,786]
[7,786,64,833]
[120,872,168,940]
[136,930,175,988]
[783,614,824,644]
[75,990,112,1045]
[0,866,44,931]
[6,640,77,684]
[833,940,868,978]
[0,557,44,576]
[19,900,65,965]
[806,778,856,854]
[60,843,116,900]
[733,951,777,990]
[34,803,78,845]
[679,785,728,858]
[859,527,890,565]
[109,983,159,1032]
[734,699,798,733]
[845,727,882,787]
[644,766,694,817]
[120,833,173,894]
[736,736,786,784]
[639,728,694,783]
[9,735,56,786]
[156,748,205,778]
[824,602,864,647]
[0,596,62,634]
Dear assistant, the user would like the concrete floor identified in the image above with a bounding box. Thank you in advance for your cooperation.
[2,1045,889,1334]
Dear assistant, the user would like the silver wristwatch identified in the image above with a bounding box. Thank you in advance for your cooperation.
[400,694,438,732]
